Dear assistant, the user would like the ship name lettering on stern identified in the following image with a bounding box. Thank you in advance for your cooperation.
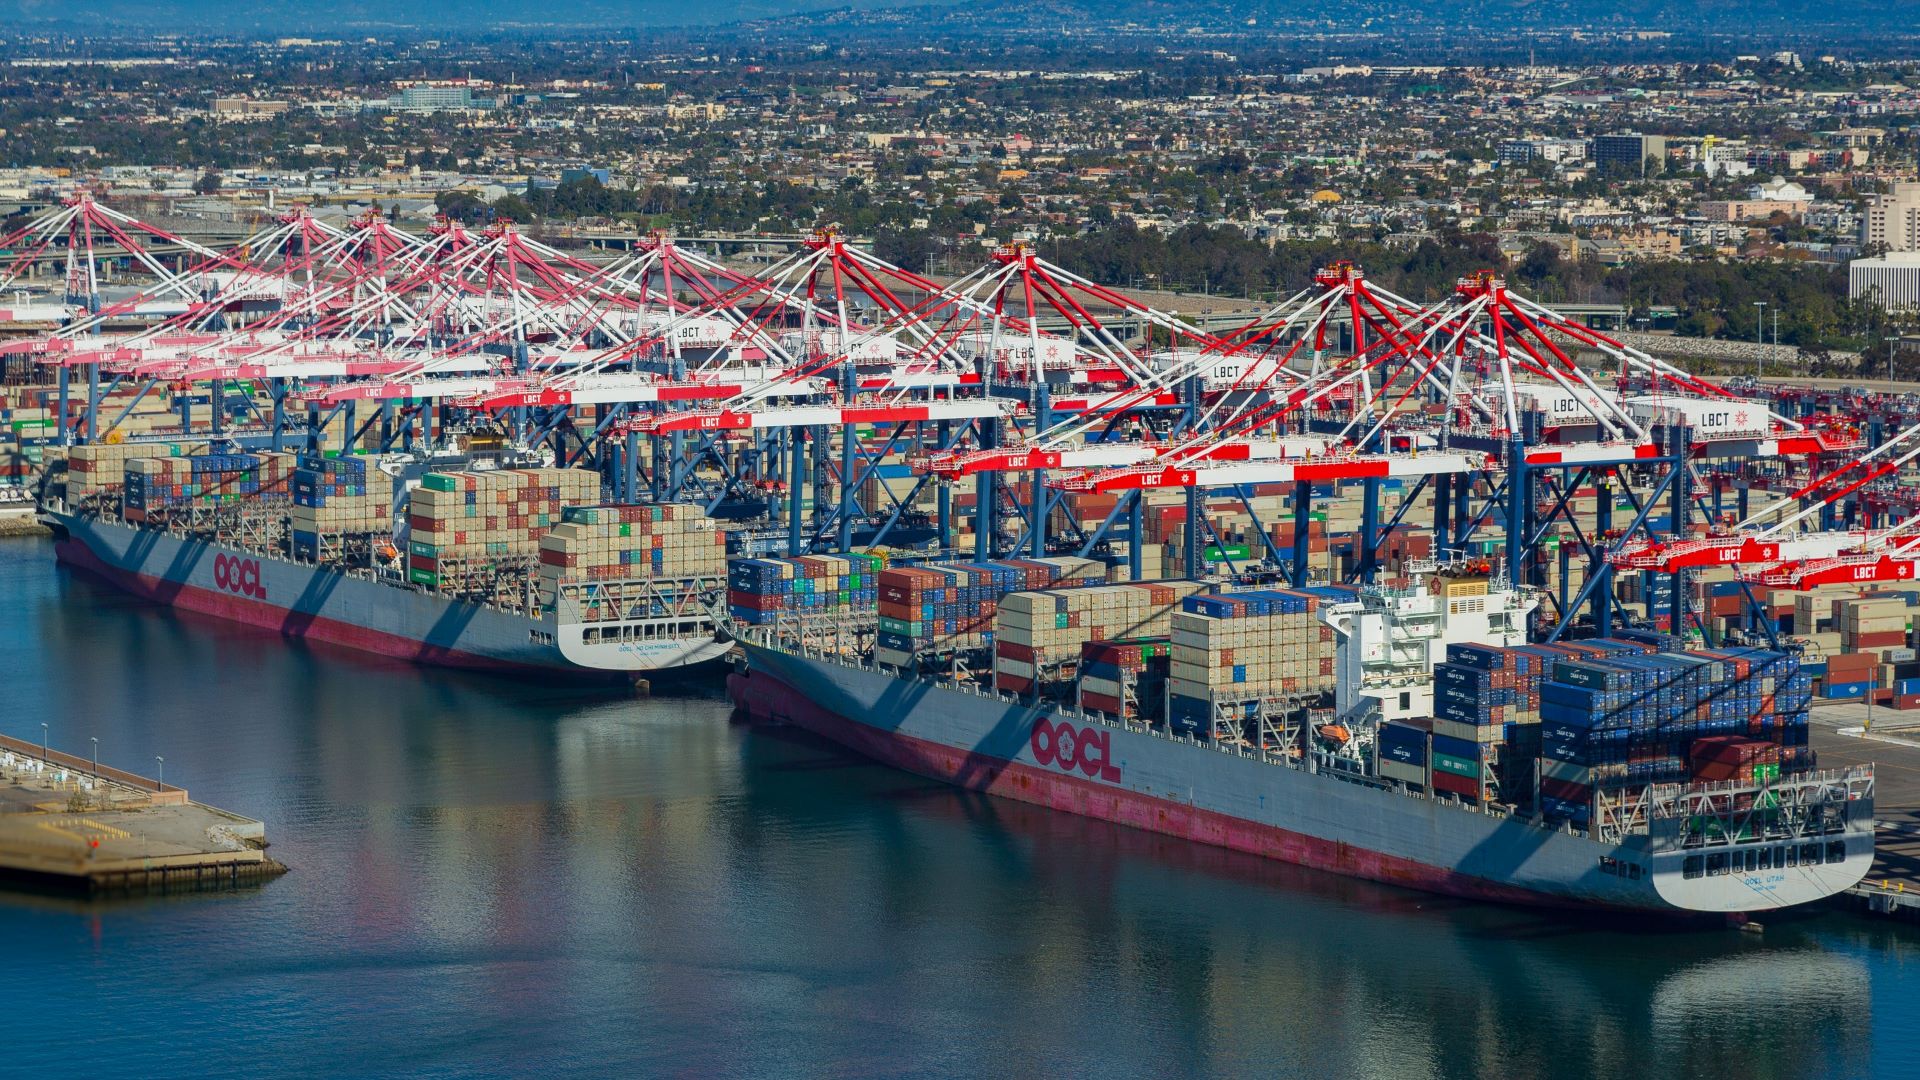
[1030,719,1122,782]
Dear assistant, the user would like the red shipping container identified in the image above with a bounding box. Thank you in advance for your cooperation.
[1539,777,1591,803]
[996,640,1035,662]
[1690,736,1778,783]
[1431,769,1482,799]
[1080,691,1124,715]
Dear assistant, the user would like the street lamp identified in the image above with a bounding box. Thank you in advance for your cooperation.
[155,756,164,790]
[40,722,48,762]
[90,736,98,779]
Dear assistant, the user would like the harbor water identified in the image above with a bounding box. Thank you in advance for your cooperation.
[1,534,1915,1078]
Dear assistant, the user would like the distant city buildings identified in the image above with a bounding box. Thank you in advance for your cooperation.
[384,82,495,114]
[1695,138,1753,178]
[1863,182,1920,252]
[1498,138,1586,167]
[1592,133,1668,177]
[211,98,291,119]
[1850,252,1920,309]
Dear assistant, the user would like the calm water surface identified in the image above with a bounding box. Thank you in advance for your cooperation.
[0,535,1913,1079]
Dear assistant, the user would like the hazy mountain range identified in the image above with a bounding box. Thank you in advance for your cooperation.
[7,0,1891,33]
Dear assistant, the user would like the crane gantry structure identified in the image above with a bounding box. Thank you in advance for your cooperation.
[3,197,1888,645]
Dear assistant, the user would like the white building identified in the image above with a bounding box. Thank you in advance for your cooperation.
[1498,137,1587,167]
[1696,138,1754,178]
[1750,176,1812,202]
[1863,181,1920,252]
[1850,252,1920,310]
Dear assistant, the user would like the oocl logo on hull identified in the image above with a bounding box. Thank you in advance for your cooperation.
[212,553,267,600]
[1030,719,1121,782]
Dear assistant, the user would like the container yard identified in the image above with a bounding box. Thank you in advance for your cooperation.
[0,197,1908,917]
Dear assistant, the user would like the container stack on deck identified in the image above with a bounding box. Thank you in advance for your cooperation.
[991,580,1204,694]
[1534,643,1813,828]
[726,553,885,626]
[874,556,1105,668]
[290,455,395,559]
[537,503,728,615]
[1378,638,1814,818]
[1166,589,1337,737]
[1420,643,1558,804]
[66,442,205,499]
[406,468,599,590]
[122,451,296,523]
[1076,639,1172,721]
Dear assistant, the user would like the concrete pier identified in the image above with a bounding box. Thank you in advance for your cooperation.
[0,733,284,894]
[1811,703,1920,920]
[0,507,51,537]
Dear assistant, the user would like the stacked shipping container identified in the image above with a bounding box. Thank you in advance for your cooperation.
[726,553,884,626]
[1536,643,1813,828]
[1076,639,1172,721]
[68,442,206,498]
[122,452,296,522]
[1167,589,1337,737]
[406,468,599,589]
[875,556,1105,668]
[991,580,1205,694]
[290,455,395,560]
[536,503,728,613]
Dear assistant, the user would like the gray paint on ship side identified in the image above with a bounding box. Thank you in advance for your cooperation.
[744,642,1875,914]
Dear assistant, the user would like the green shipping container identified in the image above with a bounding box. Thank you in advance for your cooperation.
[420,473,459,492]
[409,569,439,587]
[1433,752,1479,778]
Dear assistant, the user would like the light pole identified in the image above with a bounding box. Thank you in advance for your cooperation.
[1753,301,1766,377]
[90,736,98,779]
[40,722,47,761]
[155,756,164,790]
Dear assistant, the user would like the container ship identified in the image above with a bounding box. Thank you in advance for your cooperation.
[41,442,733,677]
[728,558,1876,914]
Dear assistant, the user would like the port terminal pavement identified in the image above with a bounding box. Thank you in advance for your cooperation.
[0,733,283,895]
[1812,702,1920,919]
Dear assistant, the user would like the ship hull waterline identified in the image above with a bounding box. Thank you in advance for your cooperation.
[731,643,1874,916]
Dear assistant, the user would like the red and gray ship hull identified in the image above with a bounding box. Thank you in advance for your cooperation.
[731,642,1875,914]
[48,511,732,676]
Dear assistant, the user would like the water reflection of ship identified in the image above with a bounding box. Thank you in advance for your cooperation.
[1650,949,1871,1067]
[734,717,1878,1079]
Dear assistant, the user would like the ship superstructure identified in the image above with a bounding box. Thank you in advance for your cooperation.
[1321,556,1538,726]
